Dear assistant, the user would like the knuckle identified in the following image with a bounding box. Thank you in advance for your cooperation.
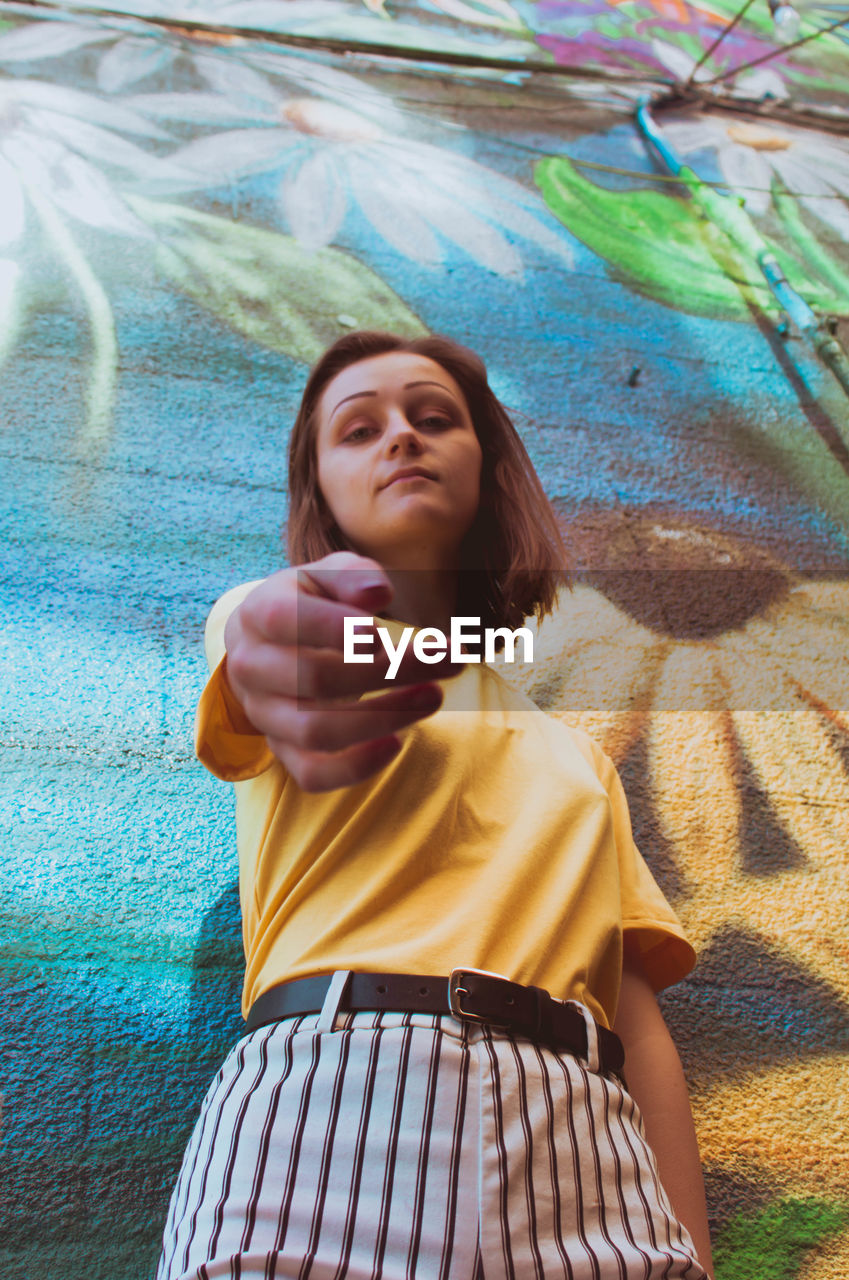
[258,593,296,640]
[240,694,267,734]
[320,550,373,571]
[292,712,327,752]
[298,654,337,700]
[294,757,328,794]
[239,690,257,719]
[295,661,321,701]
[225,646,252,690]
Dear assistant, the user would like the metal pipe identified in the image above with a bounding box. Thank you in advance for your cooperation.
[636,99,849,403]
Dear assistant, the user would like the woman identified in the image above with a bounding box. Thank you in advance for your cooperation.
[157,332,714,1279]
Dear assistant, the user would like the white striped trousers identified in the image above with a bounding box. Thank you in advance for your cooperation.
[156,1003,708,1280]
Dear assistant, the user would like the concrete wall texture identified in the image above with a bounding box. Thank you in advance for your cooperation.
[1,1,848,1276]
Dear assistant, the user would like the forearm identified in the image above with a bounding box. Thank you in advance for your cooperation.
[621,1023,714,1276]
[614,956,714,1277]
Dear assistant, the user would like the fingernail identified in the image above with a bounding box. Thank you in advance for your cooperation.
[408,683,442,708]
[368,734,401,760]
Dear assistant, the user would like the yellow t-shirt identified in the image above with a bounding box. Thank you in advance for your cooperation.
[196,584,696,1027]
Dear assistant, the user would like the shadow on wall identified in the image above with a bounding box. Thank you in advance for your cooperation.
[187,878,244,1047]
[0,883,245,1280]
[140,881,245,1276]
[145,879,245,1278]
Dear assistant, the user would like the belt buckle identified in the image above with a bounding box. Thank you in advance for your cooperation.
[448,967,512,1025]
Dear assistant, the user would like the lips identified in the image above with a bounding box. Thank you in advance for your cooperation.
[381,466,437,488]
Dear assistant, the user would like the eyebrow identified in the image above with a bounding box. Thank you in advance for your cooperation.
[329,380,456,423]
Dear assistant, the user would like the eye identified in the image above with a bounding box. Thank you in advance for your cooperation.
[343,423,377,443]
[417,414,453,431]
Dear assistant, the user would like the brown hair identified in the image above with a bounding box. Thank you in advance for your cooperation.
[286,331,570,630]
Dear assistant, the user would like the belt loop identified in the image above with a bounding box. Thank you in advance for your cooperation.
[569,1001,601,1072]
[316,970,352,1032]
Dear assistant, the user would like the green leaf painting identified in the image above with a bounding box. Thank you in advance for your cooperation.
[713,1198,849,1280]
[130,198,427,363]
[535,157,849,323]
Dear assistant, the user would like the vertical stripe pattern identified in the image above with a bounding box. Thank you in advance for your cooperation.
[156,1009,709,1280]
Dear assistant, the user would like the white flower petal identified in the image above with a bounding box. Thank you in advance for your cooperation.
[398,144,572,266]
[735,68,789,100]
[771,157,849,241]
[799,140,849,186]
[242,49,403,130]
[770,154,823,196]
[212,0,351,26]
[416,184,525,278]
[661,120,723,154]
[347,159,442,265]
[28,108,176,179]
[194,51,282,109]
[10,80,171,139]
[5,130,59,175]
[168,128,286,183]
[651,40,700,83]
[48,153,153,237]
[3,134,60,199]
[278,150,346,249]
[124,90,275,125]
[799,193,849,240]
[422,0,524,29]
[65,0,165,11]
[459,185,572,265]
[0,155,26,246]
[718,142,772,214]
[97,36,175,93]
[0,20,112,62]
[798,193,849,241]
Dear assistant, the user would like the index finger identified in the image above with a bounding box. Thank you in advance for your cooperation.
[298,552,393,611]
[243,563,386,649]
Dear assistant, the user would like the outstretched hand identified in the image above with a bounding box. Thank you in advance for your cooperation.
[223,551,459,792]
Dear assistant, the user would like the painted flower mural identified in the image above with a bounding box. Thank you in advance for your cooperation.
[535,109,849,333]
[1,0,536,58]
[531,0,792,86]
[0,5,530,95]
[501,515,849,1259]
[647,36,791,96]
[126,49,574,276]
[0,21,436,443]
[21,0,849,118]
[0,67,180,440]
[659,112,849,242]
[522,0,849,104]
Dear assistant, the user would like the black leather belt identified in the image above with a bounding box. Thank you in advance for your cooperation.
[245,969,625,1075]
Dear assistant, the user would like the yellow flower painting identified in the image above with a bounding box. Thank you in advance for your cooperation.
[502,515,849,1272]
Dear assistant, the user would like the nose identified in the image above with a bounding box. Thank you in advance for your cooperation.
[383,410,423,455]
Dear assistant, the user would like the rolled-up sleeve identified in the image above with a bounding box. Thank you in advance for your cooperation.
[577,734,697,992]
[194,581,276,782]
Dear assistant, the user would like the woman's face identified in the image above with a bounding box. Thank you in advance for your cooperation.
[314,351,483,567]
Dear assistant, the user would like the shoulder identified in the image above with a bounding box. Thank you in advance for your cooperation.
[482,666,615,795]
[562,726,616,784]
[206,578,266,629]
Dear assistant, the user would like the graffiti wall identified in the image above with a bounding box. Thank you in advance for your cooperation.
[1,0,848,1275]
